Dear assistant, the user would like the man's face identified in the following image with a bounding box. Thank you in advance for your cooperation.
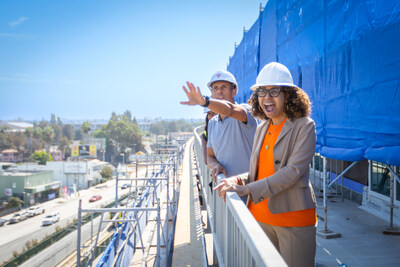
[210,81,236,102]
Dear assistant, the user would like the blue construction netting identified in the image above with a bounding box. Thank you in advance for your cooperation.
[229,0,400,166]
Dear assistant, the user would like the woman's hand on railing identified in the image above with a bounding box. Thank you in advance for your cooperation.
[213,177,250,202]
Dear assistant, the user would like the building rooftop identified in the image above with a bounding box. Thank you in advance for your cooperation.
[0,121,33,131]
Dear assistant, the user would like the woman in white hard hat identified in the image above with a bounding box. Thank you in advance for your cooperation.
[214,62,317,267]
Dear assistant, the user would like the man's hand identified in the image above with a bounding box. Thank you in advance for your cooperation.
[211,163,227,184]
[213,178,250,202]
[180,82,206,106]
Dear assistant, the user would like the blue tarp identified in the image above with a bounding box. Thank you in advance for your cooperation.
[229,0,400,166]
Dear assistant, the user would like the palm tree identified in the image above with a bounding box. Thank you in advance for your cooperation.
[42,126,55,161]
[32,127,43,151]
[58,136,70,160]
[81,121,92,142]
[25,127,33,154]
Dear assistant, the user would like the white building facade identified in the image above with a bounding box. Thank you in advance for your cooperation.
[16,160,111,191]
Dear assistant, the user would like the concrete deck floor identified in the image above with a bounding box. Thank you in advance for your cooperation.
[315,196,400,267]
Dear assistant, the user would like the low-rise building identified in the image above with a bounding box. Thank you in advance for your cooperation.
[49,146,64,161]
[16,159,111,192]
[0,169,60,206]
[0,149,23,163]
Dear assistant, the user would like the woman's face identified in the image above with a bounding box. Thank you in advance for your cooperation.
[257,85,286,124]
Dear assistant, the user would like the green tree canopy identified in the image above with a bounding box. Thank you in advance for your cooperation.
[30,151,53,165]
[94,114,143,161]
[81,121,92,134]
[99,166,113,179]
[63,124,75,140]
[0,126,10,151]
[7,197,24,209]
[75,128,83,140]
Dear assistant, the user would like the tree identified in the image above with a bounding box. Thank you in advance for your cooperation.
[39,120,48,128]
[81,121,92,142]
[7,197,24,209]
[167,121,178,133]
[52,124,63,143]
[42,126,55,161]
[0,126,10,151]
[30,151,53,165]
[110,112,117,121]
[81,120,92,134]
[8,132,27,155]
[57,117,63,126]
[124,110,132,122]
[149,123,163,135]
[58,136,70,160]
[75,128,83,140]
[50,114,56,125]
[25,127,33,154]
[94,113,143,164]
[32,127,44,151]
[99,166,113,179]
[63,124,75,140]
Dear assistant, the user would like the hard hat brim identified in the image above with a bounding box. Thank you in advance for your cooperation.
[207,80,237,90]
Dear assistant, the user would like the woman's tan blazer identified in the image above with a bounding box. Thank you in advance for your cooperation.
[240,116,317,214]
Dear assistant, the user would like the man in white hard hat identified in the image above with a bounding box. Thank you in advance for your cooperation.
[181,70,257,187]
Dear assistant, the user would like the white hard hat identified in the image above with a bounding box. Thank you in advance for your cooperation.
[250,62,298,91]
[207,70,238,91]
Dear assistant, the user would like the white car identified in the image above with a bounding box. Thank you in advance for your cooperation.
[42,213,60,226]
[9,212,29,223]
[28,206,45,217]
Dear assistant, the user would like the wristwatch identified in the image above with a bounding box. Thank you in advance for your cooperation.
[201,96,210,107]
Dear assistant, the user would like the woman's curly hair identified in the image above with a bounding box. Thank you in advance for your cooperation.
[248,86,311,121]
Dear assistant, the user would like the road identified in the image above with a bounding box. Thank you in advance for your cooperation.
[0,175,141,264]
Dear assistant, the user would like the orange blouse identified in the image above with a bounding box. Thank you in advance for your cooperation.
[248,119,316,227]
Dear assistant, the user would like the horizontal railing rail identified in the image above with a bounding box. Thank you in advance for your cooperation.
[193,126,287,267]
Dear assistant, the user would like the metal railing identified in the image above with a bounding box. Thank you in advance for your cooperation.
[193,126,287,267]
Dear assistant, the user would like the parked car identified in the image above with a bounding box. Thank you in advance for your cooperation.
[0,218,7,227]
[121,184,131,189]
[89,195,102,202]
[28,206,45,217]
[9,211,29,223]
[28,207,36,217]
[42,212,60,226]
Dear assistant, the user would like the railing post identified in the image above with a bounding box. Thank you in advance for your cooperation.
[156,198,161,267]
[323,157,328,231]
[383,165,400,235]
[77,199,82,267]
[317,156,341,239]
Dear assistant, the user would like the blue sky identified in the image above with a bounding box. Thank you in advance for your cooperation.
[0,0,266,122]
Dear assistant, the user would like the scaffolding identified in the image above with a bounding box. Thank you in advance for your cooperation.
[75,145,185,267]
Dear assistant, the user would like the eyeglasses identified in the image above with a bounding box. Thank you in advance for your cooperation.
[256,87,281,97]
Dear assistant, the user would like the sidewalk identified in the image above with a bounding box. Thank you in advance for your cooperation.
[172,138,206,266]
[315,196,400,267]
